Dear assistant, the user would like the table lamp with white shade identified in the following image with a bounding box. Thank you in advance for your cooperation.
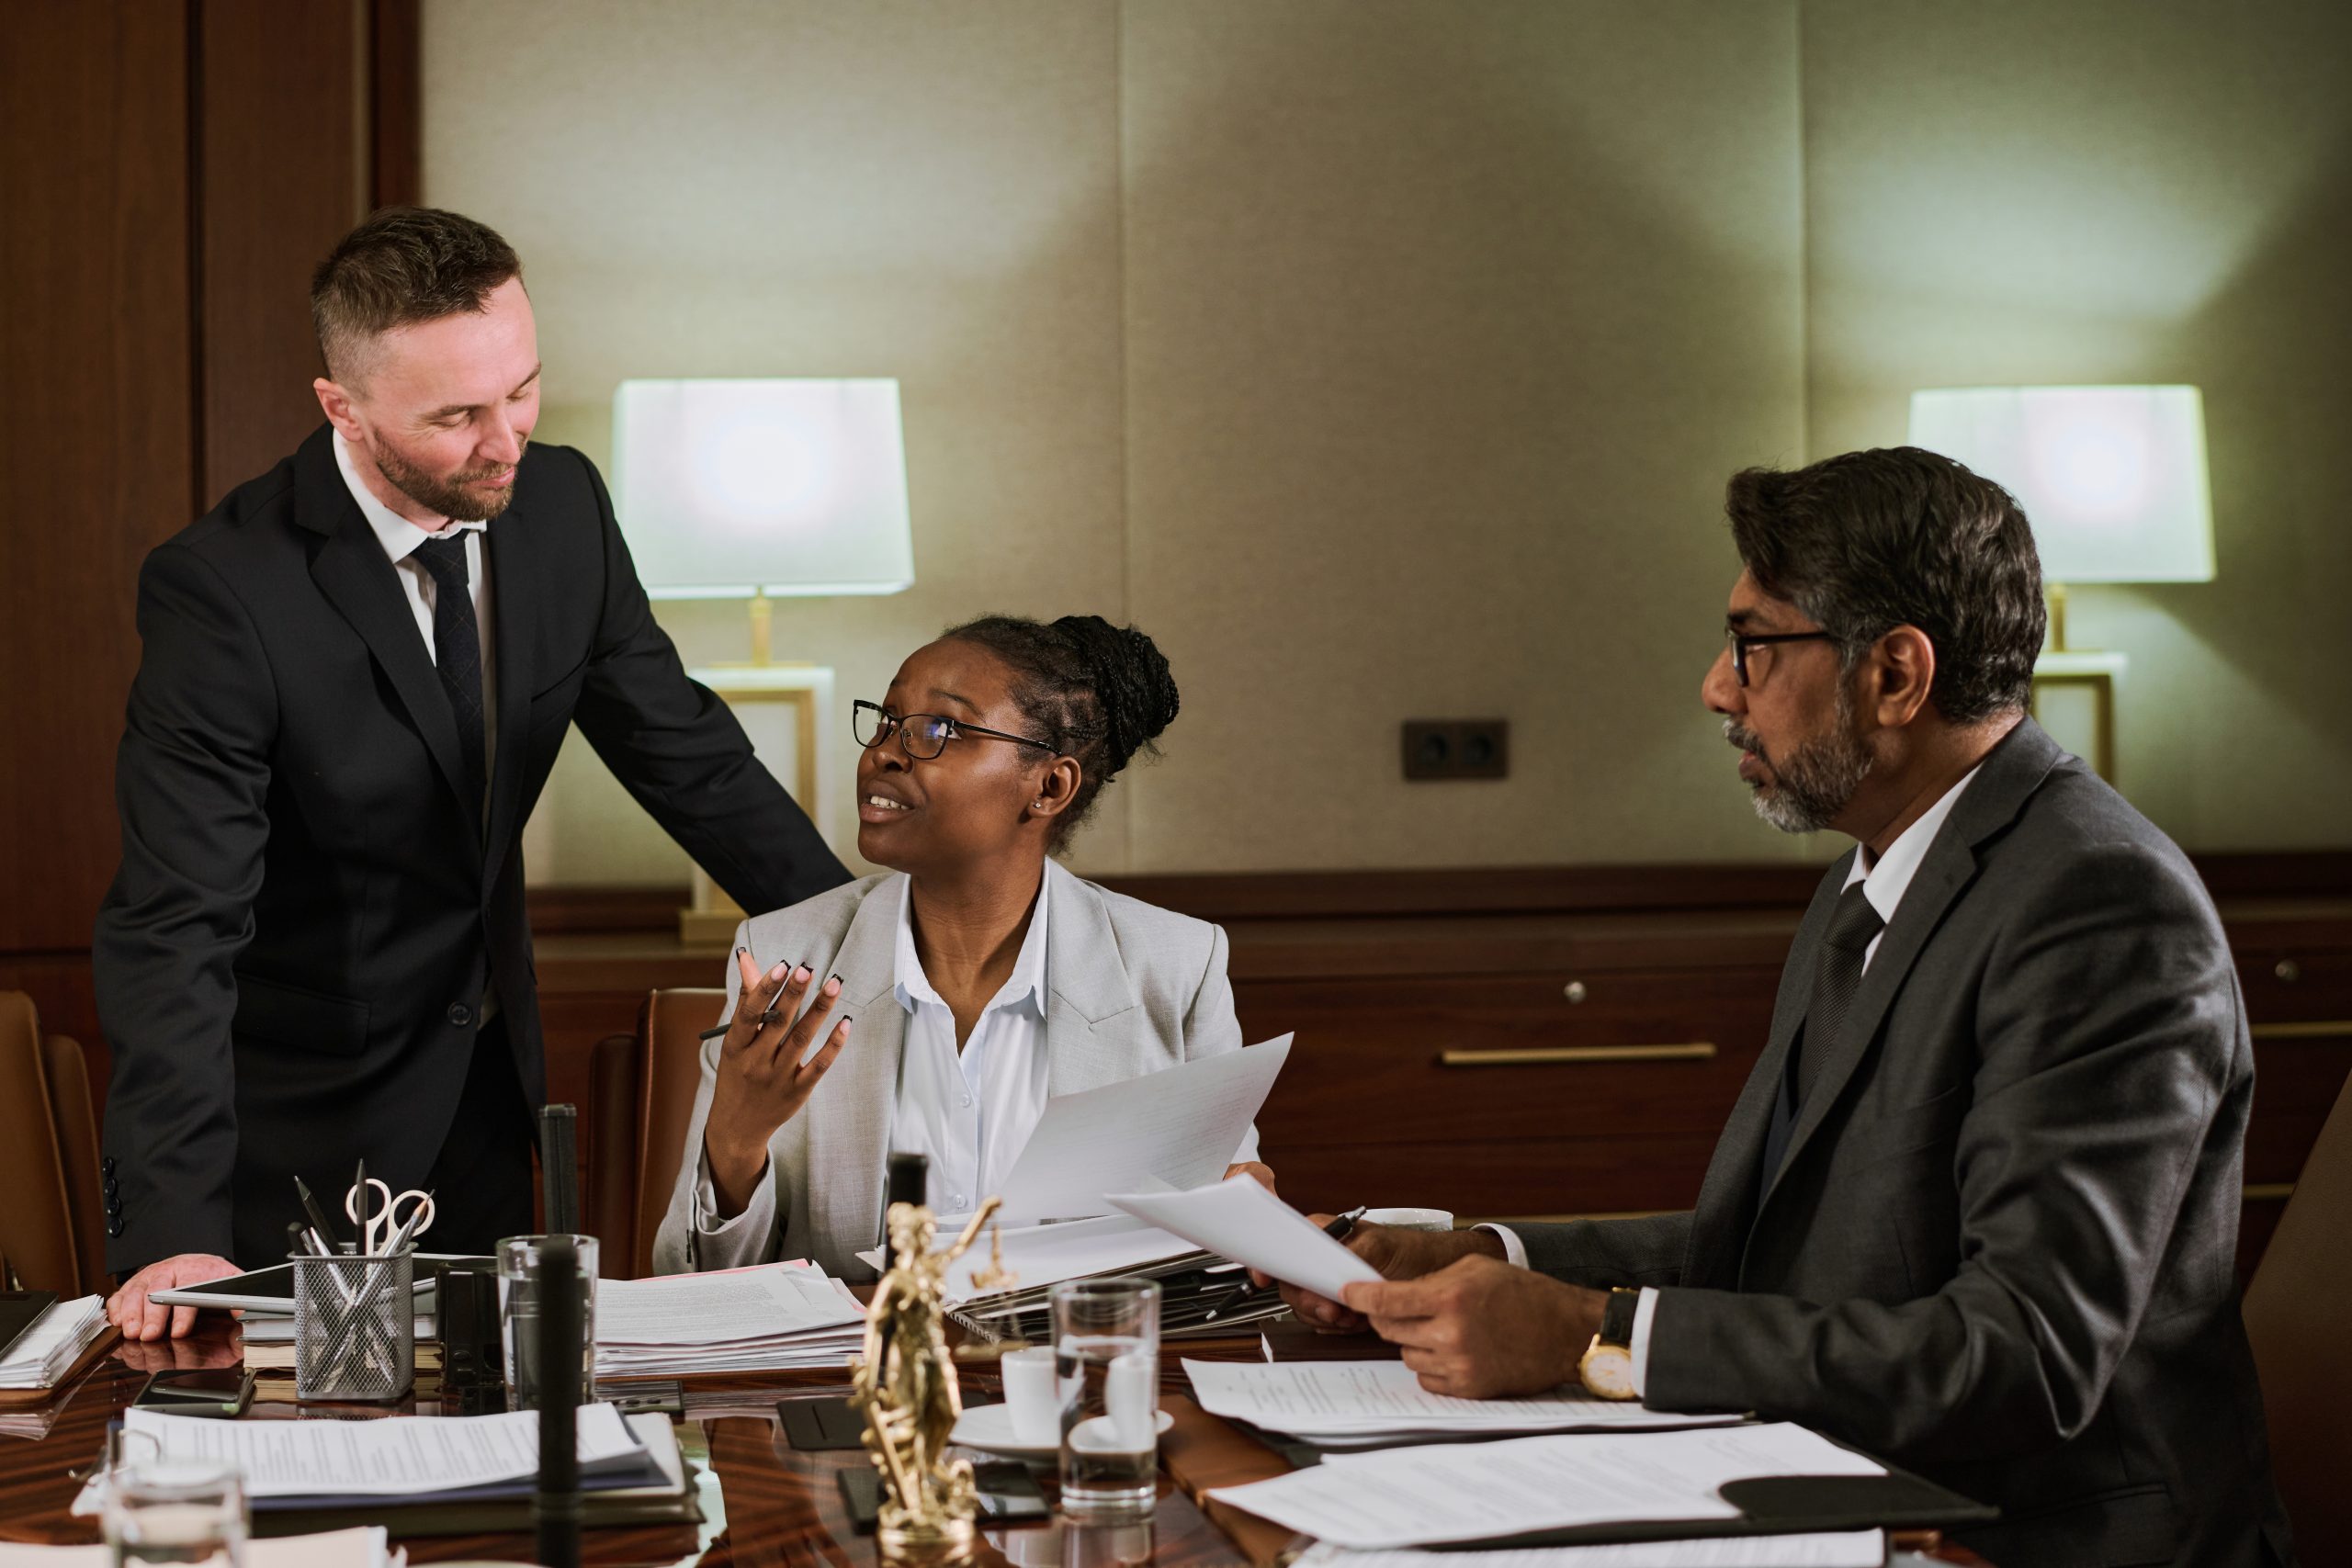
[613,377,916,942]
[1907,385,2215,782]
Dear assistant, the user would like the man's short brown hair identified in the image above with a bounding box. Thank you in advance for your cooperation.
[310,207,522,384]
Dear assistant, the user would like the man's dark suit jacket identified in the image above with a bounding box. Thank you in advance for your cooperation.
[96,424,850,1273]
[1519,720,2292,1568]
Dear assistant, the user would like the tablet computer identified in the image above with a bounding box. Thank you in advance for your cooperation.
[148,1255,488,1314]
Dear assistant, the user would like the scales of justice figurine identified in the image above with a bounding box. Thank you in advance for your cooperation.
[852,1192,1017,1561]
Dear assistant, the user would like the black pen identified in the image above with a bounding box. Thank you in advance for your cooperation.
[1202,1205,1371,1322]
[295,1175,343,1251]
[353,1157,368,1256]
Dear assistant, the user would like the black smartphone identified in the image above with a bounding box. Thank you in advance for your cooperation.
[973,1461,1049,1522]
[131,1367,256,1419]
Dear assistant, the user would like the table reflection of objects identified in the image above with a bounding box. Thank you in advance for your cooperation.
[0,1316,1993,1567]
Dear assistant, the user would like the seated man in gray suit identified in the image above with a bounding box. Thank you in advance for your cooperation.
[654,615,1274,1280]
[1276,449,2292,1567]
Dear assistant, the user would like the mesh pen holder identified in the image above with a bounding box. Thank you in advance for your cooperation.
[291,1250,415,1402]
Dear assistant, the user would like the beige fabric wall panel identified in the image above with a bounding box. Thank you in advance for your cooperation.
[1118,1,1812,869]
[425,0,1135,879]
[1802,0,2352,848]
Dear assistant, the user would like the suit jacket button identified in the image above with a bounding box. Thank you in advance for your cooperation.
[107,1221,122,1237]
[448,1003,473,1028]
[102,1156,117,1177]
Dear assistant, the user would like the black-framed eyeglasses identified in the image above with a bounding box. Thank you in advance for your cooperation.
[1725,627,1835,688]
[854,699,1057,761]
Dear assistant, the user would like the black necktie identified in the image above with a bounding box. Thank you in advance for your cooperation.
[413,535,486,810]
[1762,882,1886,1179]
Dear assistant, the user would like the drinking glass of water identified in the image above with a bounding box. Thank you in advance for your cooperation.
[103,1459,247,1566]
[1051,1277,1160,1519]
[496,1233,599,1411]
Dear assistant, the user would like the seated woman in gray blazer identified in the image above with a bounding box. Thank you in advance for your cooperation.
[652,614,1275,1279]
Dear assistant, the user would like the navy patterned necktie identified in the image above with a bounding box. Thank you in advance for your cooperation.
[412,535,486,810]
[1763,882,1887,1179]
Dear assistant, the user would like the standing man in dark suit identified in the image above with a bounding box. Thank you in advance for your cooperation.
[98,208,850,1338]
[1275,449,2292,1565]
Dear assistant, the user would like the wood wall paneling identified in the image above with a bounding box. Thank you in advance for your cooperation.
[197,0,368,508]
[0,2,194,955]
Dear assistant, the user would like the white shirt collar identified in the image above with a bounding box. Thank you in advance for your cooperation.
[333,429,485,566]
[1841,764,1984,924]
[891,870,1051,1019]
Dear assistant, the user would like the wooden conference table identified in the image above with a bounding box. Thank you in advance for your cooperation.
[0,1320,1988,1565]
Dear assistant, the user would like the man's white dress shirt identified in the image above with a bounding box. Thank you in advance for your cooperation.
[1485,765,1984,1397]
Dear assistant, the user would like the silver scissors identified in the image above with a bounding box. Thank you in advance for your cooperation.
[345,1178,435,1254]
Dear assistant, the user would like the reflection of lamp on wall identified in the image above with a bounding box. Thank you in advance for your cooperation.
[614,378,916,942]
[1907,385,2215,782]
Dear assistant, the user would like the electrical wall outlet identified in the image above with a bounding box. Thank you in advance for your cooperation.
[1400,719,1510,780]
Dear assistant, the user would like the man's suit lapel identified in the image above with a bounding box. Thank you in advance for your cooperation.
[803,883,908,1258]
[296,430,481,858]
[480,497,537,879]
[1041,862,1155,1097]
[1745,718,2068,1246]
[1680,862,1845,1287]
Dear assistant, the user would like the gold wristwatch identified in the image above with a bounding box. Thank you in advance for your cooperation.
[1577,1287,1642,1400]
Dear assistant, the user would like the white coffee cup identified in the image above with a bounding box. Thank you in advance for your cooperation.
[1362,1207,1454,1232]
[999,1345,1062,1446]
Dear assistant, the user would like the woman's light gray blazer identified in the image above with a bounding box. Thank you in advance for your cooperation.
[650,858,1245,1280]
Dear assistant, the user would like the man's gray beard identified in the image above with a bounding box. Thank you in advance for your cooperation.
[374,435,524,523]
[1731,694,1874,834]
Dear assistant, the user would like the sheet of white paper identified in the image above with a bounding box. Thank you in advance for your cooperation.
[596,1261,863,1345]
[1207,1424,1884,1549]
[1107,1177,1382,1302]
[1291,1533,1887,1568]
[995,1035,1292,1223]
[0,1528,392,1567]
[1183,1360,1740,1435]
[119,1402,644,1499]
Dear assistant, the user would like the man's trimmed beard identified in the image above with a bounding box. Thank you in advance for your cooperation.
[371,432,525,522]
[1726,685,1873,834]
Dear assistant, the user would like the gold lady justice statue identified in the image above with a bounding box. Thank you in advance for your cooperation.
[852,1196,1016,1560]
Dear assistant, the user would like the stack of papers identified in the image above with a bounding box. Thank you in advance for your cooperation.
[1184,1360,1743,1446]
[1209,1424,1885,1549]
[594,1261,866,1376]
[0,1528,399,1567]
[0,1295,107,1390]
[79,1404,667,1514]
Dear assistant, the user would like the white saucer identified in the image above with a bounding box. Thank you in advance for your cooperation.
[950,1403,1172,1461]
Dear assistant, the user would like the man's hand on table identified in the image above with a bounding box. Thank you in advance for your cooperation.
[107,1253,239,1341]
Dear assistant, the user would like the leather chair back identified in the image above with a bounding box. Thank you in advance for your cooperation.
[0,992,107,1295]
[2245,1069,2352,1551]
[627,988,727,1280]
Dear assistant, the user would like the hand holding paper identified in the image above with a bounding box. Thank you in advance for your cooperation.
[1106,1175,1383,1301]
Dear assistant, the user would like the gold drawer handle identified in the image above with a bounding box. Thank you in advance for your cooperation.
[1440,1043,1717,1067]
[2250,1021,2352,1042]
[2244,1183,2296,1203]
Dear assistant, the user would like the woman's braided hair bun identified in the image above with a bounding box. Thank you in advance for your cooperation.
[939,613,1181,848]
[1046,614,1180,775]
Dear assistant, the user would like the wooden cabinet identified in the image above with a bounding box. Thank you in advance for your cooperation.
[531,863,2351,1287]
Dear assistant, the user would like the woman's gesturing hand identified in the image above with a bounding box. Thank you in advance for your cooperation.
[703,950,855,1217]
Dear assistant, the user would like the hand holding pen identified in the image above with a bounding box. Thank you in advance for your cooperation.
[700,948,855,1218]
